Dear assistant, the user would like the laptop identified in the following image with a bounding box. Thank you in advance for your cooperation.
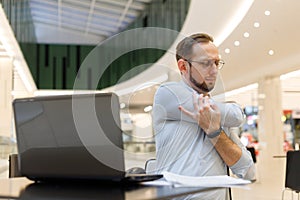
[13,92,162,183]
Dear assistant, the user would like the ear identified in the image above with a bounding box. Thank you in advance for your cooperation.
[178,59,188,74]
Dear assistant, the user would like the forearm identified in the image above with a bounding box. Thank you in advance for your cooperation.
[210,130,242,167]
[210,130,256,180]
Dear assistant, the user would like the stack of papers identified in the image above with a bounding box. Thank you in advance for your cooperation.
[142,171,251,188]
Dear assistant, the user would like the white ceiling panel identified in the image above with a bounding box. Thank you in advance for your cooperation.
[28,0,151,44]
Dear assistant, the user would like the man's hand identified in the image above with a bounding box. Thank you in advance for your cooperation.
[178,93,221,135]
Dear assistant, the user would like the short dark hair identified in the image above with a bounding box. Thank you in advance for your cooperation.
[176,33,214,61]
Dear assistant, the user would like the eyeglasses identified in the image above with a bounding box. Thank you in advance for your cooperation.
[185,59,225,70]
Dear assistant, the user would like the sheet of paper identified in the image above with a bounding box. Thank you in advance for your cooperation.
[141,179,173,186]
[162,171,251,188]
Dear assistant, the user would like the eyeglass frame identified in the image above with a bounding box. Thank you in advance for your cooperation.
[184,58,225,70]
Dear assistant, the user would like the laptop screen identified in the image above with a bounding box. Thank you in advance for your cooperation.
[13,93,125,181]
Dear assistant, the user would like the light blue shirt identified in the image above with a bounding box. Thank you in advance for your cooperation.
[152,81,255,199]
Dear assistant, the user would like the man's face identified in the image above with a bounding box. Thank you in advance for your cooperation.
[185,42,220,93]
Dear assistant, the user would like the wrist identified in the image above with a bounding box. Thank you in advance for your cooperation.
[207,126,223,138]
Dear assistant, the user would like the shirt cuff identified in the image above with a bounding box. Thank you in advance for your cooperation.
[230,148,255,180]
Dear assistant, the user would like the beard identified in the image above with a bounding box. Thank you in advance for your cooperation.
[189,70,213,93]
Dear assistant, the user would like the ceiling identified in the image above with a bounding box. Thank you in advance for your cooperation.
[2,0,300,112]
[30,0,152,44]
[217,0,300,110]
[218,0,300,93]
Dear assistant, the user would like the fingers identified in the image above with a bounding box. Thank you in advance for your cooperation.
[179,92,213,120]
[198,95,210,113]
[179,92,201,119]
[193,93,199,111]
[203,96,210,108]
[178,106,194,118]
[197,93,209,111]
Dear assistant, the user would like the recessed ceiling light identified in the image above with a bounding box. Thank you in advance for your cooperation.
[120,103,126,109]
[264,10,271,16]
[225,48,230,54]
[243,32,250,38]
[258,93,266,99]
[144,105,152,112]
[234,41,240,46]
[254,22,260,28]
[268,50,274,55]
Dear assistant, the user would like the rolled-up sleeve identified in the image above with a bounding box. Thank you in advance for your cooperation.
[228,130,256,180]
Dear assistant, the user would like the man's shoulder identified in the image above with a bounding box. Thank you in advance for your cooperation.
[158,81,193,93]
[155,81,193,100]
[160,81,180,87]
[159,81,187,90]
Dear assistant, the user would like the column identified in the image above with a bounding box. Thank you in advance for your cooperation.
[0,57,13,138]
[257,76,285,182]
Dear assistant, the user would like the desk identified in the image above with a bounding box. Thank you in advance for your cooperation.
[0,177,221,200]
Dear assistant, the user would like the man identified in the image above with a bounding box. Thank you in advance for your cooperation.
[152,33,255,199]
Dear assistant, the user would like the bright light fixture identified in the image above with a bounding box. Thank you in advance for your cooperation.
[213,0,254,46]
[258,93,266,99]
[268,50,274,55]
[264,10,271,16]
[225,48,230,54]
[234,41,240,46]
[120,103,126,109]
[109,74,168,96]
[225,83,258,97]
[144,105,152,112]
[280,69,300,80]
[213,83,258,100]
[243,32,250,38]
[254,22,260,28]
